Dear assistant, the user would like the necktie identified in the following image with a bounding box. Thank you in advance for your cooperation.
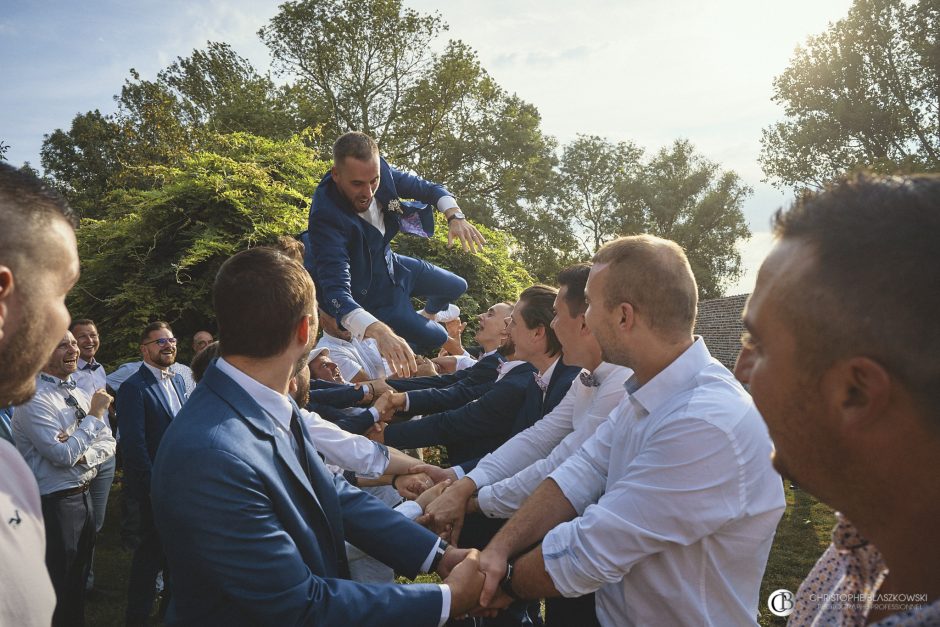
[83,362,101,372]
[579,371,600,387]
[533,372,548,393]
[288,413,312,480]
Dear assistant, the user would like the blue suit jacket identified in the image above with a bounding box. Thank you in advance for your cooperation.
[307,157,450,322]
[116,364,186,495]
[384,362,537,465]
[309,379,366,408]
[388,351,504,393]
[151,363,443,627]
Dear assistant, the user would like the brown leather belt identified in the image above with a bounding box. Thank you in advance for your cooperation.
[44,483,90,499]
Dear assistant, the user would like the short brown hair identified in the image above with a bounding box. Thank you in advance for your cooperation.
[518,285,562,356]
[592,235,698,337]
[272,235,305,264]
[557,263,591,316]
[190,341,219,384]
[773,173,940,426]
[333,132,379,164]
[140,321,172,344]
[69,319,97,332]
[213,247,316,358]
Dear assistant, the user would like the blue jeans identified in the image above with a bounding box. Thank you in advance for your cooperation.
[85,455,116,589]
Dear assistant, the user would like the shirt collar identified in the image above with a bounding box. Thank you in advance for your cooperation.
[38,372,72,387]
[590,361,619,384]
[540,356,559,383]
[143,361,172,382]
[625,337,712,417]
[77,357,97,370]
[215,358,294,432]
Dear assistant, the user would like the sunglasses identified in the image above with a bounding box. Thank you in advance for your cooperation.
[64,394,87,422]
[142,337,178,347]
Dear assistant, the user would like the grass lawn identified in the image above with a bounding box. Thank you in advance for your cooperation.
[86,478,835,626]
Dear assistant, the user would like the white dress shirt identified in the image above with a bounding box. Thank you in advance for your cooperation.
[467,362,631,518]
[542,339,786,627]
[11,374,116,495]
[300,408,389,479]
[72,357,107,399]
[342,196,458,340]
[214,358,451,625]
[315,333,387,381]
[142,362,184,416]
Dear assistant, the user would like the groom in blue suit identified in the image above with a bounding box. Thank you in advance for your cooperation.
[305,131,486,379]
[151,246,485,626]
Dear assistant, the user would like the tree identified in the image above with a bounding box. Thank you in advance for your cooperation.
[0,140,9,161]
[617,140,752,299]
[760,0,940,190]
[556,134,644,256]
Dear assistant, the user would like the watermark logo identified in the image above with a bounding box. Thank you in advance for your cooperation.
[768,589,795,617]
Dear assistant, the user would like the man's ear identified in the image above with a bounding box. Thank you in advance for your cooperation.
[296,314,312,346]
[0,267,12,343]
[821,356,891,431]
[617,303,636,332]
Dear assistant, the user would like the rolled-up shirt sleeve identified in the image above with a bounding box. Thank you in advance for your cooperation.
[82,426,117,468]
[342,308,382,343]
[542,418,744,598]
[300,410,389,478]
[15,398,104,468]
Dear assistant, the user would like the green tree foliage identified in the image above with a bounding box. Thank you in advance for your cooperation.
[760,0,940,190]
[67,133,323,365]
[617,140,752,299]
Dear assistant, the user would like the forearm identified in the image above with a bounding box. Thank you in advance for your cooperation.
[385,448,424,475]
[511,546,561,601]
[486,478,577,558]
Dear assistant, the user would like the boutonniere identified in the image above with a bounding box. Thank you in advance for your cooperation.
[385,199,403,215]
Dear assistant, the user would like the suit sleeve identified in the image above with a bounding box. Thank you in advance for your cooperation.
[405,381,492,416]
[309,404,376,436]
[390,165,452,205]
[308,383,365,409]
[308,189,362,322]
[384,376,526,450]
[116,382,153,487]
[153,447,443,627]
[387,372,463,392]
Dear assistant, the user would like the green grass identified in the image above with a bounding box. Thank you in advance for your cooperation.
[87,478,835,626]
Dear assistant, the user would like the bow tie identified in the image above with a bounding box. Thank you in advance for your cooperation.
[579,372,600,387]
[82,362,101,372]
[159,369,175,381]
[533,372,548,393]
[39,373,76,389]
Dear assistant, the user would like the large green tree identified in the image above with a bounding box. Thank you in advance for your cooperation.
[760,0,940,190]
[617,140,752,299]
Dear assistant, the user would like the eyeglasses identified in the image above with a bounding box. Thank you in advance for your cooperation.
[64,394,87,422]
[142,337,177,347]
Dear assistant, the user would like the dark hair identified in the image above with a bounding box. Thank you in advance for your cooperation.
[69,319,97,332]
[190,341,219,384]
[593,235,698,338]
[333,132,379,164]
[213,247,316,358]
[773,172,940,425]
[556,263,591,316]
[140,321,172,344]
[518,285,562,356]
[0,163,78,286]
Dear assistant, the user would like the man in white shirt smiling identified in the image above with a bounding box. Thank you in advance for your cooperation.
[476,235,785,626]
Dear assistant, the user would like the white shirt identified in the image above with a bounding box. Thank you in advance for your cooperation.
[316,333,387,381]
[342,196,458,340]
[300,408,389,479]
[107,360,195,395]
[214,358,451,626]
[142,362,184,416]
[467,362,631,518]
[542,339,786,627]
[11,374,116,495]
[72,357,107,399]
[452,350,477,371]
[0,439,56,627]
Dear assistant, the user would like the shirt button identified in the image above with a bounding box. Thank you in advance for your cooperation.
[361,289,368,295]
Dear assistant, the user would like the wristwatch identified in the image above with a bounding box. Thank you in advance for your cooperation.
[446,210,466,223]
[500,558,523,601]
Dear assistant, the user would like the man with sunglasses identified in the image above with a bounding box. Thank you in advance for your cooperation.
[11,331,115,627]
[116,321,188,627]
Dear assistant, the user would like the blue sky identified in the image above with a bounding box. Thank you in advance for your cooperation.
[1,0,855,294]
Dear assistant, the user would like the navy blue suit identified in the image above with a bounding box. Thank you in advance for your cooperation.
[384,363,537,467]
[151,363,444,626]
[388,351,504,392]
[308,402,377,436]
[305,158,467,350]
[116,363,187,624]
[309,379,366,408]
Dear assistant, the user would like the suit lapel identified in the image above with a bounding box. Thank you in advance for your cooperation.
[139,365,174,418]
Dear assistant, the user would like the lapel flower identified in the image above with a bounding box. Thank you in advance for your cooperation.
[385,198,403,215]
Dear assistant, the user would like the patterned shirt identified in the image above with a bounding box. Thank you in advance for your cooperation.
[790,514,939,626]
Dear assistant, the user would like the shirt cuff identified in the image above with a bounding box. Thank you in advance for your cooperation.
[476,485,499,518]
[464,466,488,487]
[436,196,458,212]
[403,394,410,412]
[368,407,380,423]
[438,584,451,627]
[420,537,443,573]
[451,465,465,480]
[342,308,381,342]
[393,499,424,520]
[79,416,106,439]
